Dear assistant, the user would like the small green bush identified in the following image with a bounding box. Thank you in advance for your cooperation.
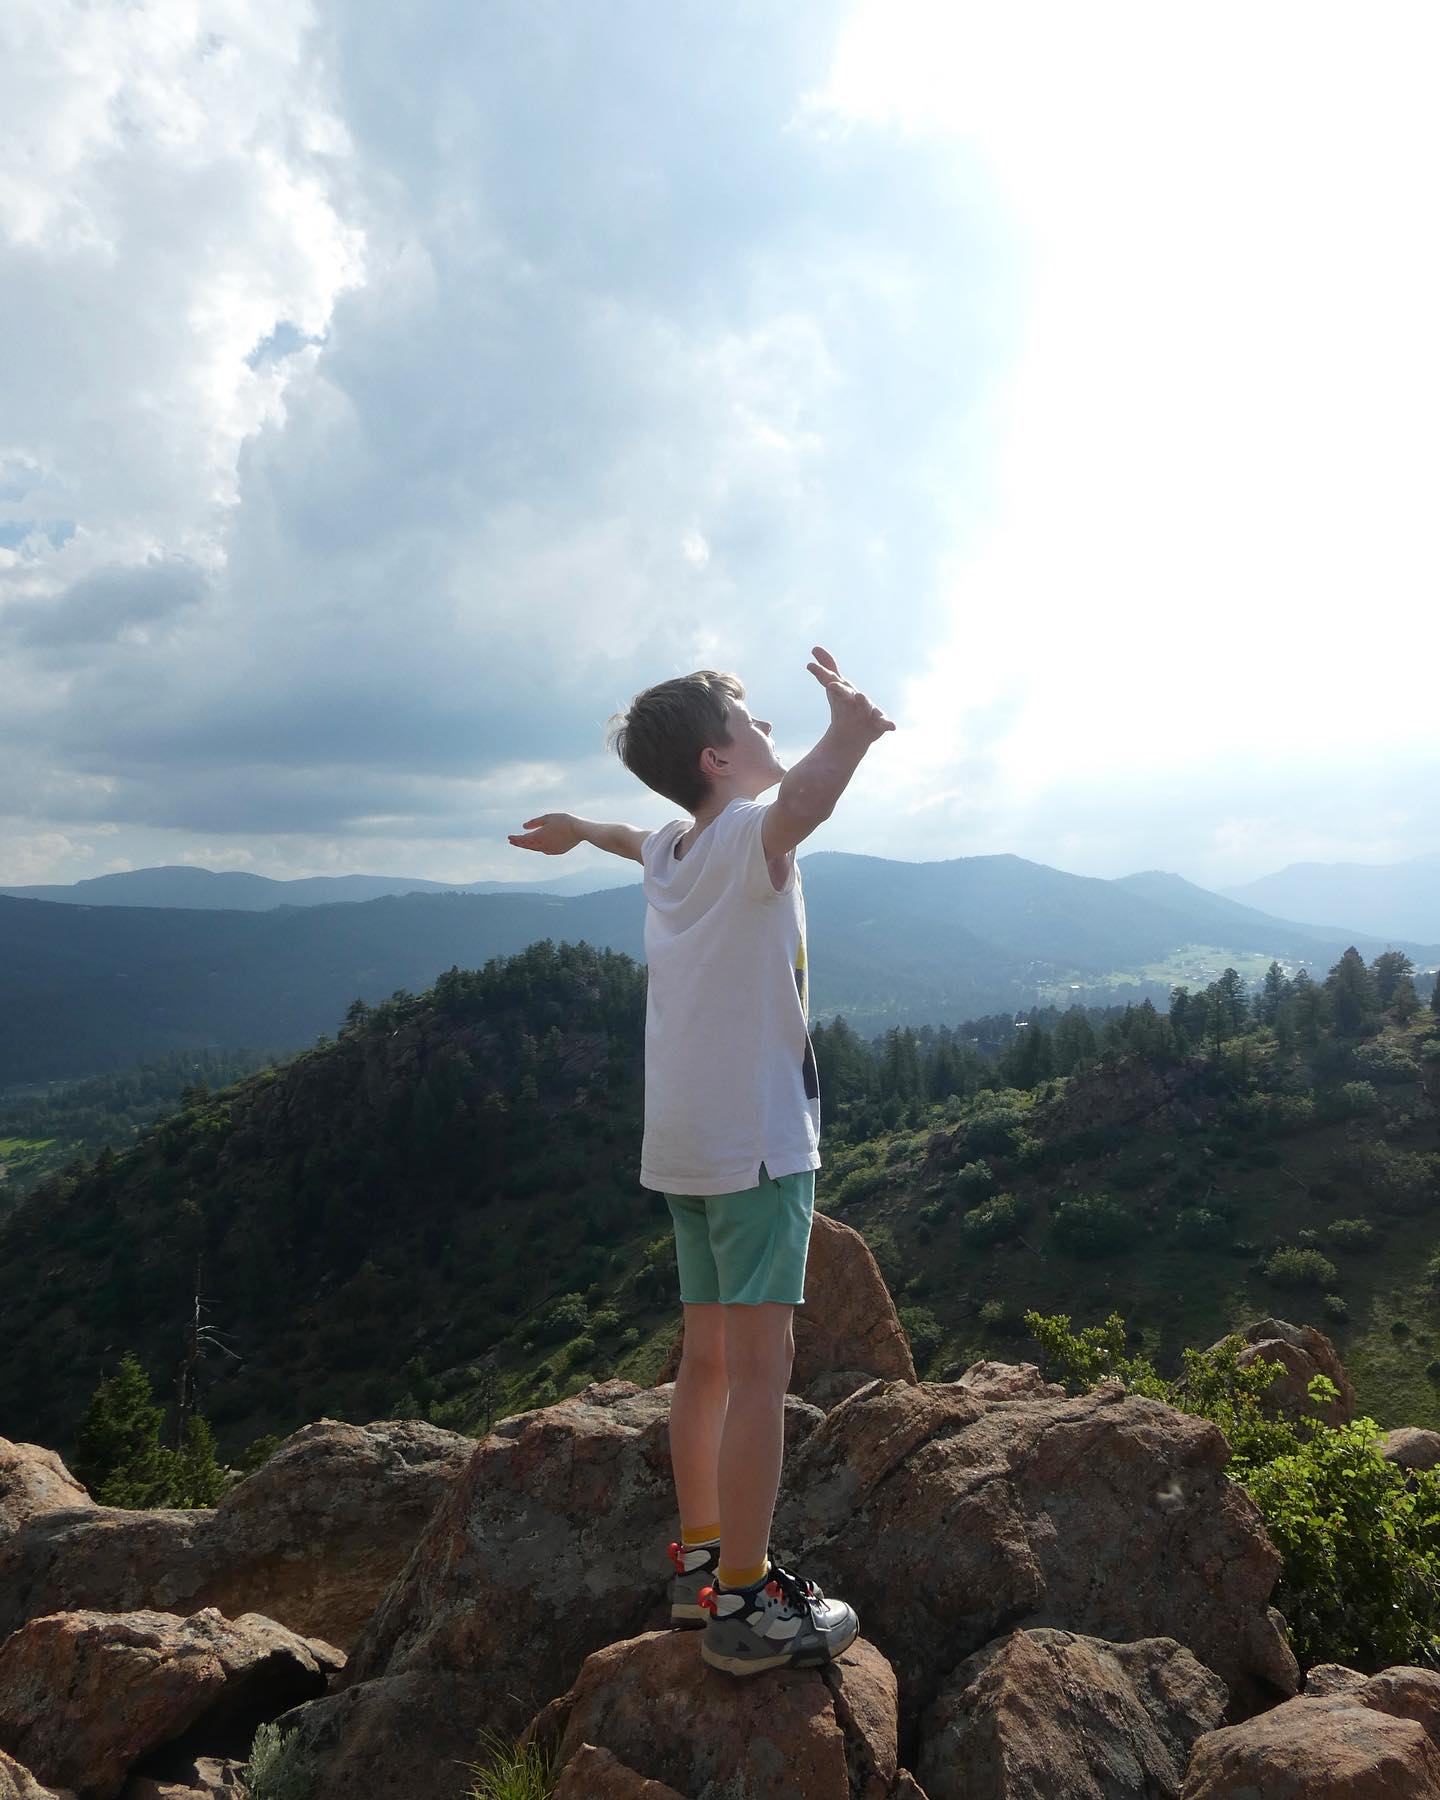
[244,1720,317,1800]
[1325,1218,1378,1251]
[1322,1293,1349,1321]
[898,1304,943,1366]
[459,1723,558,1799]
[537,1293,589,1343]
[1050,1192,1131,1258]
[1352,1042,1420,1085]
[1264,1246,1340,1289]
[978,1296,1030,1335]
[956,1159,998,1202]
[1175,1207,1231,1249]
[960,1192,1024,1246]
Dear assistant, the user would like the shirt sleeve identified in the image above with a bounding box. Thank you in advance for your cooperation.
[725,800,796,903]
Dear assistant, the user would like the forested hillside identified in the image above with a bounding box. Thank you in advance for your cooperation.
[0,939,1436,1477]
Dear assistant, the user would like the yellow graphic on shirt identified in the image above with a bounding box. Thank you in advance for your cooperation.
[794,931,819,1101]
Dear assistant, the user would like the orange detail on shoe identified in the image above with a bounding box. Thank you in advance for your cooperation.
[698,1585,718,1615]
[669,1541,685,1575]
[765,1580,780,1598]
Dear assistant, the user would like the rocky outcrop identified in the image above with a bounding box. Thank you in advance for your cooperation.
[1179,1663,1440,1796]
[0,1747,77,1800]
[0,1443,94,1540]
[258,1382,827,1796]
[771,1367,1300,1743]
[913,1627,1228,1798]
[0,1419,476,1652]
[0,1608,336,1800]
[1186,1319,1358,1429]
[1374,1426,1440,1473]
[520,1628,920,1799]
[654,1212,918,1394]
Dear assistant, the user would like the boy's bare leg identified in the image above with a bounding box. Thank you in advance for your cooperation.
[668,1302,728,1531]
[717,1301,795,1579]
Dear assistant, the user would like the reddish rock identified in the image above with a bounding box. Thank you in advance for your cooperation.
[521,1627,900,1799]
[913,1627,1228,1799]
[773,1374,1299,1757]
[655,1213,917,1391]
[1180,1665,1440,1797]
[118,1755,248,1798]
[0,1419,474,1652]
[0,1608,331,1800]
[550,1743,688,1798]
[1187,1318,1358,1430]
[0,1441,95,1540]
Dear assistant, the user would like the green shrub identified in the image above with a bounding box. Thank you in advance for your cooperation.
[960,1192,1024,1246]
[1175,1207,1231,1249]
[1325,1218,1378,1251]
[1318,1081,1379,1120]
[538,1292,589,1343]
[1322,1293,1348,1321]
[1050,1192,1131,1258]
[244,1720,317,1800]
[589,1308,621,1335]
[1352,1042,1420,1085]
[563,1334,597,1367]
[956,1159,998,1202]
[618,1327,640,1350]
[978,1296,1030,1336]
[834,1166,887,1209]
[898,1304,943,1366]
[1264,1246,1340,1289]
[1023,1312,1440,1674]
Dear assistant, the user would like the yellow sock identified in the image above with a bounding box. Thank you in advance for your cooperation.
[682,1521,721,1547]
[716,1556,770,1589]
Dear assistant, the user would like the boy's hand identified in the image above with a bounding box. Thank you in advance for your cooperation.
[508,813,582,855]
[806,644,896,745]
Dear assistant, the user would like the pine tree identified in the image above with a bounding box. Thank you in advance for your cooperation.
[1324,946,1379,1036]
[1431,971,1440,1017]
[171,1412,228,1506]
[1369,950,1415,1010]
[1259,961,1289,1027]
[72,1352,176,1508]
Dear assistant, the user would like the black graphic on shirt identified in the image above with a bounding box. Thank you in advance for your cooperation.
[795,933,819,1101]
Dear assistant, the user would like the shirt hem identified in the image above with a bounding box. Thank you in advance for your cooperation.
[640,1148,822,1196]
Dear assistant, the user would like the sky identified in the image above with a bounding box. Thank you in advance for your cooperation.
[2,0,1437,896]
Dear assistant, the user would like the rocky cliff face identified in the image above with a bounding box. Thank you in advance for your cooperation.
[2,1236,1439,1800]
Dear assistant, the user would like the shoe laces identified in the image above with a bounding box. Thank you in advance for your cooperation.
[761,1562,824,1615]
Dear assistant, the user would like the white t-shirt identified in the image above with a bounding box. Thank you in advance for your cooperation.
[638,796,822,1195]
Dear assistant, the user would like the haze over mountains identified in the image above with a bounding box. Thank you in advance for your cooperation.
[1217,852,1440,944]
[4,849,1436,1090]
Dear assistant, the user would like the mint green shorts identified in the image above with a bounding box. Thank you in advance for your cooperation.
[664,1161,815,1306]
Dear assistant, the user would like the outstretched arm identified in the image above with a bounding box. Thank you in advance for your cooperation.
[508,813,648,863]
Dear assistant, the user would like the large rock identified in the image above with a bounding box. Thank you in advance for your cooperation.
[0,1419,475,1652]
[0,1748,77,1800]
[550,1743,688,1799]
[913,1627,1228,1799]
[772,1369,1299,1761]
[1180,1664,1440,1796]
[119,1754,249,1798]
[0,1608,333,1800]
[520,1627,915,1799]
[265,1381,826,1797]
[654,1212,918,1393]
[1188,1318,1357,1430]
[0,1442,94,1540]
[1373,1426,1440,1473]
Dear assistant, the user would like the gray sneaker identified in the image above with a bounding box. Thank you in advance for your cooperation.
[698,1560,859,1676]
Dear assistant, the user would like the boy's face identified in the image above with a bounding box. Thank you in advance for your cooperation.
[705,697,784,798]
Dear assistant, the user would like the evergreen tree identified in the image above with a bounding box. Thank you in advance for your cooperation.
[1053,1008,1098,1074]
[170,1411,229,1506]
[71,1352,175,1508]
[1431,971,1440,1018]
[999,1022,1054,1089]
[1369,951,1415,1010]
[1214,968,1250,1036]
[1324,947,1379,1036]
[1258,961,1290,1027]
[1290,968,1326,1042]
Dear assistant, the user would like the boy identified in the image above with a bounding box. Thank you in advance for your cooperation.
[508,643,894,1675]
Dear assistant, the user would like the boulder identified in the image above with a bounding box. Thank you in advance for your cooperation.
[913,1626,1228,1799]
[1180,1664,1440,1796]
[0,1607,332,1800]
[551,1743,688,1798]
[119,1754,248,1798]
[1195,1318,1357,1429]
[772,1374,1299,1759]
[0,1419,475,1652]
[1373,1427,1440,1473]
[0,1441,95,1541]
[654,1213,917,1391]
[0,1747,78,1800]
[520,1627,915,1799]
